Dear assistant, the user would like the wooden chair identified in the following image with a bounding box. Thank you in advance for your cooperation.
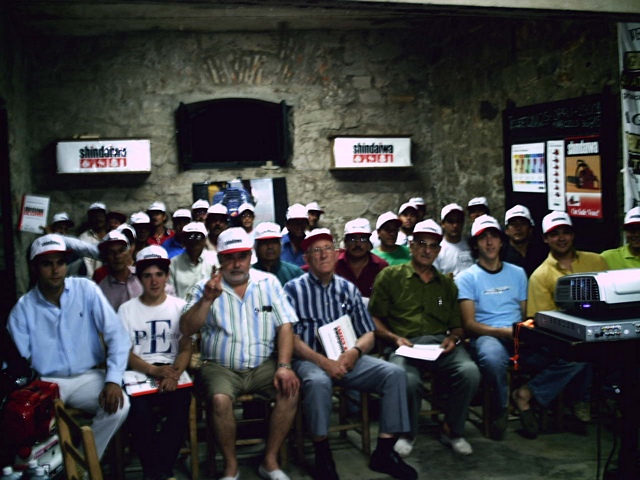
[54,398,103,480]
[179,395,200,480]
[293,386,370,464]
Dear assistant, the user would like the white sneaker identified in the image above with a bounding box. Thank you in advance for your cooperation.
[393,437,415,457]
[440,433,473,456]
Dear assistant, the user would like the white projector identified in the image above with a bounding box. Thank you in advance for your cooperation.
[555,268,640,315]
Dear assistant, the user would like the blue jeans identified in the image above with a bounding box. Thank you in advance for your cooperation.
[471,336,592,411]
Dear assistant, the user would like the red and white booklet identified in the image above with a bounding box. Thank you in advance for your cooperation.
[317,314,358,360]
[123,370,193,397]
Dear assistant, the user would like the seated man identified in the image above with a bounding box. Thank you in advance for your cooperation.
[252,221,304,286]
[456,215,591,440]
[280,203,309,267]
[8,234,130,458]
[370,220,480,457]
[371,212,412,266]
[118,246,192,480]
[284,228,417,480]
[181,227,299,480]
[169,222,218,298]
[601,206,640,269]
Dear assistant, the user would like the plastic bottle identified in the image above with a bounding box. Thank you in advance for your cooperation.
[0,466,21,480]
[21,461,38,480]
[28,467,48,480]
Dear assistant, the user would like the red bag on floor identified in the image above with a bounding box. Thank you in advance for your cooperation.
[2,380,60,447]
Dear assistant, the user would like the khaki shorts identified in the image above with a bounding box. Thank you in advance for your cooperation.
[200,358,277,401]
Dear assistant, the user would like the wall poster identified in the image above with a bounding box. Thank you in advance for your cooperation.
[511,143,546,193]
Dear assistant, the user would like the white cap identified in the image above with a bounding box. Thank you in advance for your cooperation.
[398,201,419,215]
[254,222,282,240]
[286,203,308,220]
[624,207,640,227]
[467,197,489,208]
[376,211,402,231]
[542,211,573,234]
[191,199,210,210]
[471,215,502,237]
[182,222,207,236]
[412,219,443,240]
[344,218,372,236]
[88,202,107,212]
[98,231,130,252]
[207,203,228,216]
[147,201,166,213]
[130,211,151,225]
[301,228,334,252]
[116,223,137,242]
[30,234,67,261]
[440,203,464,221]
[217,227,253,254]
[306,201,324,213]
[410,197,425,207]
[505,205,534,226]
[238,202,255,214]
[172,208,192,220]
[52,212,74,226]
[136,245,170,267]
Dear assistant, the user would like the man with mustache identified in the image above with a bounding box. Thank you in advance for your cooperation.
[434,203,474,278]
[204,203,229,252]
[252,221,304,286]
[335,218,388,299]
[181,227,299,480]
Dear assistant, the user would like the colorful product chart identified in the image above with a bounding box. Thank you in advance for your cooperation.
[512,152,546,192]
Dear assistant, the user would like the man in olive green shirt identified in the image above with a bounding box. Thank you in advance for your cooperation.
[601,207,640,270]
[527,212,607,318]
[370,219,480,457]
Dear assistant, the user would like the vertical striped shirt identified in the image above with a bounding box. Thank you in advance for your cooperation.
[284,273,375,353]
[184,268,298,370]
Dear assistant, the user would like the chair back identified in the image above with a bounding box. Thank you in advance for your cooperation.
[54,398,103,480]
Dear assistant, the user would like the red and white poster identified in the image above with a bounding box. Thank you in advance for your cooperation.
[56,139,151,174]
[564,136,602,219]
[19,194,50,234]
[332,137,412,169]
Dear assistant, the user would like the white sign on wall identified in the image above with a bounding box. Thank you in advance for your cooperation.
[19,194,50,234]
[331,137,412,169]
[56,139,151,174]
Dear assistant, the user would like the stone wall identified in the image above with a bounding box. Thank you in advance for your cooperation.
[9,16,619,294]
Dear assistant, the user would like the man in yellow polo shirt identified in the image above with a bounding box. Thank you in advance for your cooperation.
[601,207,640,270]
[527,212,607,318]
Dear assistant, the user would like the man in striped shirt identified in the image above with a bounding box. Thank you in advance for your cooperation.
[284,228,417,480]
[181,227,300,480]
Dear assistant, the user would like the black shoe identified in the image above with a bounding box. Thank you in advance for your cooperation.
[369,450,418,480]
[489,408,509,441]
[314,460,339,480]
[518,409,539,439]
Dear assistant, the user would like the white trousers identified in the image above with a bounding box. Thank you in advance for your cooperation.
[43,370,130,458]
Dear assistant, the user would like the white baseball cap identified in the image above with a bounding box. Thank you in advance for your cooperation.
[398,202,419,215]
[344,218,372,236]
[412,219,443,240]
[624,207,640,227]
[376,211,402,231]
[217,227,253,254]
[172,208,192,220]
[52,212,74,227]
[116,223,137,242]
[207,203,228,216]
[98,230,130,253]
[191,199,210,210]
[147,201,166,213]
[471,215,502,237]
[306,202,324,213]
[410,197,425,207]
[136,245,170,268]
[254,222,282,240]
[542,211,573,234]
[505,205,534,226]
[88,202,107,212]
[30,234,67,261]
[301,228,334,252]
[238,202,255,214]
[467,197,489,209]
[440,203,464,221]
[286,203,308,220]
[182,222,207,236]
[130,211,151,225]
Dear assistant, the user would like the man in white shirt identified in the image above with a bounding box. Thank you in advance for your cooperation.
[434,203,474,278]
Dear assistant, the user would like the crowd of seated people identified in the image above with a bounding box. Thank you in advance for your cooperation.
[4,195,639,480]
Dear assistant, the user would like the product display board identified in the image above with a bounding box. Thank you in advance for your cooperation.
[503,93,618,252]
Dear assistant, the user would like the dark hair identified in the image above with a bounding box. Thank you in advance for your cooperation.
[135,260,170,279]
[468,228,508,259]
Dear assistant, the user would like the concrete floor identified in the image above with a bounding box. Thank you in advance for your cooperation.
[120,406,621,480]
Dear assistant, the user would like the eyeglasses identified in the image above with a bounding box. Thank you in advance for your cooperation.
[240,212,254,219]
[346,236,370,243]
[185,233,205,242]
[414,240,440,250]
[308,245,335,257]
